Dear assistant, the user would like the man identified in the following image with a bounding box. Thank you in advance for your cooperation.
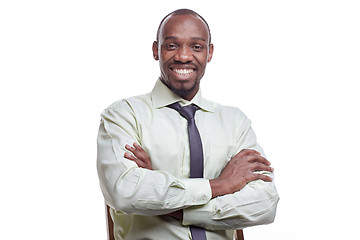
[97,9,279,240]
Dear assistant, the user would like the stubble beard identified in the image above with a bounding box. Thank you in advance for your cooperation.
[161,75,199,99]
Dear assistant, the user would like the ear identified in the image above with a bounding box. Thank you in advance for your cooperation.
[152,41,159,60]
[207,43,214,62]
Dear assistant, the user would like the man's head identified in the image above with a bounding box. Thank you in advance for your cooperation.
[153,9,214,101]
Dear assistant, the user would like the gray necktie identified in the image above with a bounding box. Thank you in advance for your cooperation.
[168,102,207,240]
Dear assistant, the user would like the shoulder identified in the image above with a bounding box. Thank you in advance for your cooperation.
[206,98,249,122]
[101,93,152,119]
[106,93,151,110]
[202,98,252,134]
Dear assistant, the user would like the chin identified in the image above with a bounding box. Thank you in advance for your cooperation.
[161,75,200,98]
[170,82,199,98]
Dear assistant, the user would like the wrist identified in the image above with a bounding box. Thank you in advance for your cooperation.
[209,178,224,198]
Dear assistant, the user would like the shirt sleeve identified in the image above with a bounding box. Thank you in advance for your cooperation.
[97,101,212,216]
[182,113,280,230]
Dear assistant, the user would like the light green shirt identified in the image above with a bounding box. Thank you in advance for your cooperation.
[97,79,279,240]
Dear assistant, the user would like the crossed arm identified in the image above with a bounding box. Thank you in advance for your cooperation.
[124,142,274,219]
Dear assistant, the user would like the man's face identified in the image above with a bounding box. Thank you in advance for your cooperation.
[153,14,214,100]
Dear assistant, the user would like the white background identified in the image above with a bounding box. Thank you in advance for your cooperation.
[1,0,359,239]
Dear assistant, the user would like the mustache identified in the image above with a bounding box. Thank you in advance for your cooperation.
[169,63,197,70]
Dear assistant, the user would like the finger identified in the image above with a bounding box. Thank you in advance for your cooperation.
[247,154,271,166]
[133,142,145,151]
[126,144,146,160]
[129,143,152,170]
[133,159,149,169]
[252,162,274,172]
[253,173,273,182]
[131,143,145,156]
[133,142,147,155]
[133,142,142,149]
[124,152,150,168]
[125,144,135,152]
[124,152,137,161]
[132,143,152,165]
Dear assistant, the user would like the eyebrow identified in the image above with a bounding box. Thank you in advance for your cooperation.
[163,36,207,42]
[192,37,206,42]
[164,36,177,41]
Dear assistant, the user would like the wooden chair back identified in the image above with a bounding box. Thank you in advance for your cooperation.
[235,229,244,240]
[106,204,115,240]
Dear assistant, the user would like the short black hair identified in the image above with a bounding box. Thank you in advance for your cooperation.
[156,9,212,44]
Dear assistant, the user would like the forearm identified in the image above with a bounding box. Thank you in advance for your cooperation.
[100,168,211,216]
[189,146,277,230]
[182,174,279,230]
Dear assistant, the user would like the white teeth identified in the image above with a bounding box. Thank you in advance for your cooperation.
[173,69,193,75]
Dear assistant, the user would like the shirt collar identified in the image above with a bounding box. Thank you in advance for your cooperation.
[151,78,215,112]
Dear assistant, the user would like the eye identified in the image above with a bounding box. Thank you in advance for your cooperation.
[192,44,203,52]
[166,44,178,50]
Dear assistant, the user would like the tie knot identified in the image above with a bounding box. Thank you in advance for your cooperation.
[167,102,198,121]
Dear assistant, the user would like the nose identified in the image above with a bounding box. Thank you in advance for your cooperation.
[174,46,193,63]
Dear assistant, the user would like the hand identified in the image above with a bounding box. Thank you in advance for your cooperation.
[209,149,273,198]
[124,143,152,170]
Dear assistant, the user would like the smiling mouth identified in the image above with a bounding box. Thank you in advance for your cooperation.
[172,68,194,75]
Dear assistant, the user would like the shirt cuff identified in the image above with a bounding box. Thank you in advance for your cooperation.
[182,198,215,228]
[182,178,212,206]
